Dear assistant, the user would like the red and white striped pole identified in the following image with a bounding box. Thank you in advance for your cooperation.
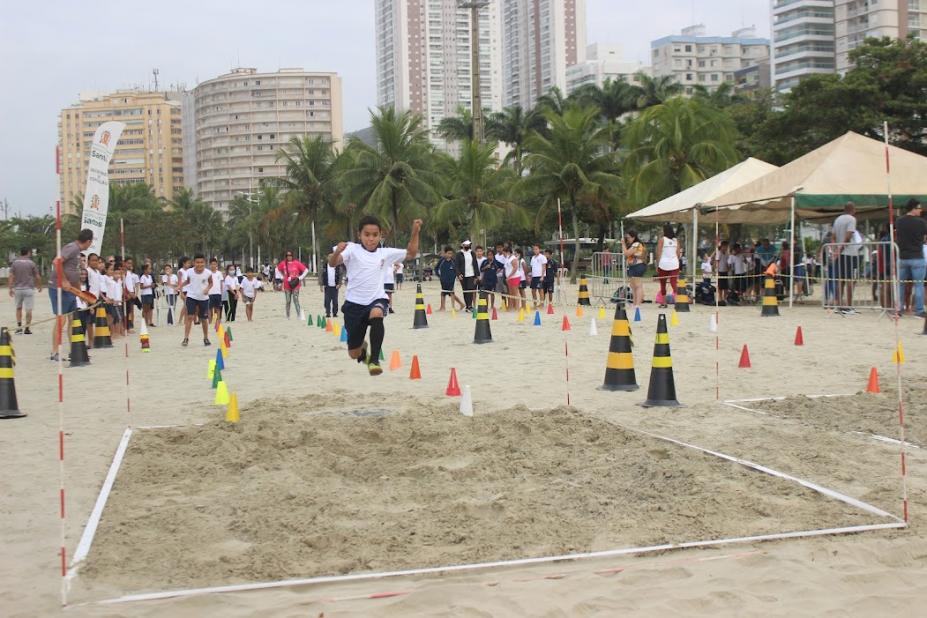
[121,218,132,423]
[883,122,909,523]
[55,199,68,605]
[564,340,571,407]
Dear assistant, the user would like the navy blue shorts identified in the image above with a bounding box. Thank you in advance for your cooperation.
[384,283,395,292]
[342,299,390,350]
[543,279,555,294]
[530,276,543,290]
[186,297,209,320]
[208,294,222,309]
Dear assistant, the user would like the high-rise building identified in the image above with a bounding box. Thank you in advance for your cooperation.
[375,0,502,147]
[502,0,587,109]
[770,0,836,92]
[193,67,343,211]
[651,25,770,95]
[179,91,197,192]
[58,90,184,215]
[835,0,927,72]
[565,43,650,95]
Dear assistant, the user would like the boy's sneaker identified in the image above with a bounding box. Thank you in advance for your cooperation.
[14,327,22,334]
[356,341,368,364]
[49,352,58,362]
[204,338,211,346]
[367,362,383,376]
[23,327,32,335]
[181,338,189,347]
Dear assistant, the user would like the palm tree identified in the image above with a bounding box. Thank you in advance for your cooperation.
[337,106,443,235]
[276,136,338,223]
[535,86,570,116]
[691,82,741,108]
[624,97,739,207]
[517,106,622,281]
[436,107,474,143]
[572,77,639,124]
[432,139,525,241]
[634,73,684,108]
[485,105,545,175]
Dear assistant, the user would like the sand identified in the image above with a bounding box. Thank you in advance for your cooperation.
[1,280,926,617]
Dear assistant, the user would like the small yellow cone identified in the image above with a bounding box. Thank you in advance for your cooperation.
[220,341,229,360]
[451,308,457,319]
[333,321,341,338]
[217,324,225,342]
[671,310,680,327]
[207,359,216,381]
[576,305,584,318]
[517,308,525,323]
[893,342,905,364]
[597,306,606,320]
[214,381,230,405]
[225,393,240,423]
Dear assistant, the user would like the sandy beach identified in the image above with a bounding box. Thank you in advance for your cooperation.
[1,280,925,617]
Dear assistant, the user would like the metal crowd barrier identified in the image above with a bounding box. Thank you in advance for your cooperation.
[820,241,900,312]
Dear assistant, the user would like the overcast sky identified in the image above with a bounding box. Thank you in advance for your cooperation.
[0,0,769,217]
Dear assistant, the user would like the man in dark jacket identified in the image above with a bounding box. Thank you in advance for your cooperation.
[455,239,479,312]
[319,254,346,318]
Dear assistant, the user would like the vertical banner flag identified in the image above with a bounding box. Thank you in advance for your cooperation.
[80,121,125,255]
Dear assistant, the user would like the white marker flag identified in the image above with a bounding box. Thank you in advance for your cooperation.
[80,121,125,255]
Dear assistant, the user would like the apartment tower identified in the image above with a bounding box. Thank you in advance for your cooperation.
[501,0,587,109]
[651,25,770,95]
[565,43,650,95]
[58,91,184,215]
[835,0,927,72]
[375,0,502,147]
[770,0,836,91]
[193,68,343,211]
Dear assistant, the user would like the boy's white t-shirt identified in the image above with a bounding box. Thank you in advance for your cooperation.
[208,270,223,295]
[161,273,178,293]
[240,278,259,298]
[123,271,139,295]
[139,273,154,296]
[340,243,407,305]
[184,269,212,301]
[108,278,124,302]
[530,253,547,277]
[701,259,712,276]
[88,268,103,297]
[383,262,396,285]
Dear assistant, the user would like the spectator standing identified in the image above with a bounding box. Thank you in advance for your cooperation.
[622,230,647,310]
[319,255,344,318]
[895,199,927,317]
[48,228,93,360]
[276,251,309,318]
[455,240,479,312]
[9,247,41,334]
[655,224,681,308]
[833,202,861,314]
[437,247,464,311]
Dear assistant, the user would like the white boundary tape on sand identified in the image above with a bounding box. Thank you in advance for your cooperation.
[76,423,905,606]
[67,427,133,580]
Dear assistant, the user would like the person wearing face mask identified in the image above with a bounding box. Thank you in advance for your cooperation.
[223,264,242,322]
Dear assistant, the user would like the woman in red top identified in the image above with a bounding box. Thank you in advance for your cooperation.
[276,250,308,319]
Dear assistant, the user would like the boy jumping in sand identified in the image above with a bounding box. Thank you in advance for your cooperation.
[330,216,422,375]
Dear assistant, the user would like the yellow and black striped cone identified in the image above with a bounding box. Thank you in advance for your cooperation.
[92,305,113,348]
[473,291,492,344]
[577,276,591,306]
[69,317,91,367]
[600,304,638,391]
[412,283,429,329]
[674,278,690,312]
[0,328,23,418]
[642,314,680,407]
[761,276,780,317]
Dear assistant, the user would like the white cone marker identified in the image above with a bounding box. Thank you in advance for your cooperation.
[460,385,473,417]
[588,317,598,336]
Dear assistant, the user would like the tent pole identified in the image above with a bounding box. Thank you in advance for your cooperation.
[620,219,627,299]
[789,196,796,308]
[691,209,698,284]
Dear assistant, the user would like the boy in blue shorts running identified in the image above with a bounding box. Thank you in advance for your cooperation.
[330,216,422,375]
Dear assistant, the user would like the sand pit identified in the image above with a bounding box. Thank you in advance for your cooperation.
[79,394,887,594]
[740,385,925,447]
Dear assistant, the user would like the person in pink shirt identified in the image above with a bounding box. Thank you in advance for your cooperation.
[276,250,309,318]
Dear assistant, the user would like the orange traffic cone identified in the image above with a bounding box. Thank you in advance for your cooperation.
[325,318,333,332]
[575,305,584,318]
[389,350,401,371]
[561,315,571,331]
[738,344,751,368]
[866,367,880,394]
[446,368,461,396]
[426,304,433,315]
[794,326,804,346]
[409,355,422,380]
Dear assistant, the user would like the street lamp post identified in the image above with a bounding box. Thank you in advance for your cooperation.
[458,0,489,144]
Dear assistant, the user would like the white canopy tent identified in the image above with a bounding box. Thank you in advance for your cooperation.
[626,158,779,281]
